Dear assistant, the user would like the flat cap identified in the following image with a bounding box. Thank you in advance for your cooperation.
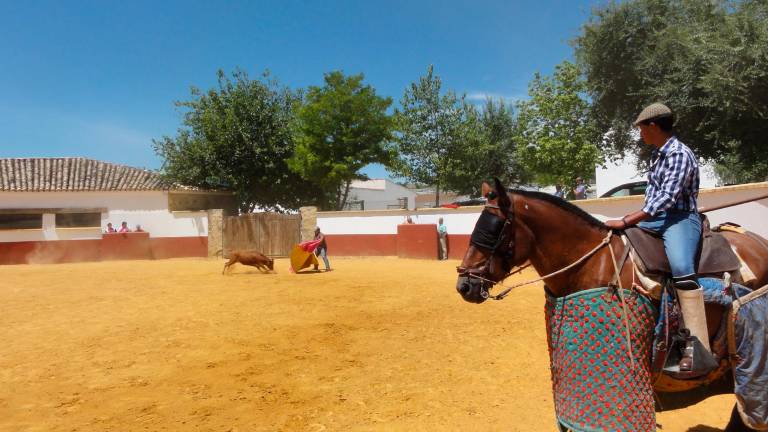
[633,102,673,126]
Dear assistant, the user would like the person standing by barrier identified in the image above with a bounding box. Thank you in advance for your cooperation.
[313,227,332,272]
[438,217,448,260]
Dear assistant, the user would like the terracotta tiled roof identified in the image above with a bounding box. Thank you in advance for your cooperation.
[0,157,183,192]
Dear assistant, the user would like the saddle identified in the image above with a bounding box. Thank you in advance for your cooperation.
[624,215,741,277]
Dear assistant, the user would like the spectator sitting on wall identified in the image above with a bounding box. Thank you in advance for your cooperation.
[134,224,145,232]
[105,222,117,233]
[118,221,131,233]
[405,216,415,224]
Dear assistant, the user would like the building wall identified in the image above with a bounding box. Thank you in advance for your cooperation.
[317,207,480,259]
[348,179,417,210]
[168,191,237,215]
[0,191,207,241]
[318,182,768,258]
[0,190,209,264]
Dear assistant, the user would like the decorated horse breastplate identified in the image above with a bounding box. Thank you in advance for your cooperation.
[545,287,657,432]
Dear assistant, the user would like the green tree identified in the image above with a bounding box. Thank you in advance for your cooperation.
[392,65,477,206]
[153,69,315,213]
[288,71,394,210]
[514,61,602,188]
[574,0,768,181]
[444,98,530,197]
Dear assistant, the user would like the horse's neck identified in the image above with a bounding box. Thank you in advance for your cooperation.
[517,198,619,297]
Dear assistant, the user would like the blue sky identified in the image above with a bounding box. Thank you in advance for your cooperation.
[0,0,597,179]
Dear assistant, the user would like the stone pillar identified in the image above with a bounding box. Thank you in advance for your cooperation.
[299,206,317,242]
[207,209,224,258]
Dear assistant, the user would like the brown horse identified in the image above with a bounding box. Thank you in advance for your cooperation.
[456,178,768,431]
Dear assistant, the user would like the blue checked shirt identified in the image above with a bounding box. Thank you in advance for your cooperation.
[642,136,699,216]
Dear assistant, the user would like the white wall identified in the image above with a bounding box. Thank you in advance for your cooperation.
[319,183,768,239]
[0,191,207,242]
[318,208,483,235]
[348,180,417,210]
[596,154,720,197]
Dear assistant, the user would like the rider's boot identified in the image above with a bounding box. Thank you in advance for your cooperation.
[674,277,712,372]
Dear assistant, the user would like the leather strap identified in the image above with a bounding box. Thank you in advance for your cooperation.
[609,239,632,287]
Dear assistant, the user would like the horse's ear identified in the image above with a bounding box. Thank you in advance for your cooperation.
[481,181,492,198]
[494,177,510,209]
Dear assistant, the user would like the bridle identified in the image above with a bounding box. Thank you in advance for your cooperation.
[454,192,635,366]
[456,193,520,290]
[456,193,614,301]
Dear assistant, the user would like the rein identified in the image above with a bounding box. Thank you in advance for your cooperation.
[472,228,639,372]
[470,230,614,300]
[460,189,645,380]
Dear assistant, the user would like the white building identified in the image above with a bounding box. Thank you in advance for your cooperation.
[346,179,417,210]
[0,157,234,264]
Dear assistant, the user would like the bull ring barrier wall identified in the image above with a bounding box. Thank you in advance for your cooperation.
[316,182,768,260]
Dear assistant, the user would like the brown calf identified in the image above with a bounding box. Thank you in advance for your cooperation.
[222,250,275,274]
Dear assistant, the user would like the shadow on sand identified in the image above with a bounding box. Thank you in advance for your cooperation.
[686,425,723,432]
[225,270,276,276]
[292,269,331,275]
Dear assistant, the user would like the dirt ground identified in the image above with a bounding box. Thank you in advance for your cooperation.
[1,257,734,431]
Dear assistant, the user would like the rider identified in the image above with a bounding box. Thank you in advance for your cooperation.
[605,102,709,372]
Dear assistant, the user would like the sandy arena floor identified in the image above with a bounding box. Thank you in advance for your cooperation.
[1,257,734,431]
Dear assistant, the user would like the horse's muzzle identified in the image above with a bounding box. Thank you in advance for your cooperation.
[456,275,489,304]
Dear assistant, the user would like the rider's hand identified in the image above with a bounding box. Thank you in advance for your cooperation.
[604,219,626,229]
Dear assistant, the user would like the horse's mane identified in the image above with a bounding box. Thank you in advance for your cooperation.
[509,189,607,230]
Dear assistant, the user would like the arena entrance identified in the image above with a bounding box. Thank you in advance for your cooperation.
[222,212,300,257]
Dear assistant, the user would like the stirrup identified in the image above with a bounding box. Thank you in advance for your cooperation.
[663,328,718,378]
[678,337,695,371]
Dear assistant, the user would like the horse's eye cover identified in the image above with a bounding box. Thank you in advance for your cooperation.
[470,210,506,251]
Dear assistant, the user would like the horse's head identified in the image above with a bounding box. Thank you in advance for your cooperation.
[456,178,533,303]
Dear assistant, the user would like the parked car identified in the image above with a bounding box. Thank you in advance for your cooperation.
[600,181,648,198]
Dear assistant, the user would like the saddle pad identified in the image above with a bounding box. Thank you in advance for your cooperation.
[624,227,741,276]
[624,227,669,273]
[715,222,747,234]
[699,232,742,275]
[545,287,657,432]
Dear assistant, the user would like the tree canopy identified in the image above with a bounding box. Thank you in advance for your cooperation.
[391,65,477,206]
[153,69,315,213]
[289,71,394,210]
[514,61,602,188]
[442,98,531,197]
[574,0,768,181]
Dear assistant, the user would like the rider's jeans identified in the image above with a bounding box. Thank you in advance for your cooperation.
[637,210,702,279]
